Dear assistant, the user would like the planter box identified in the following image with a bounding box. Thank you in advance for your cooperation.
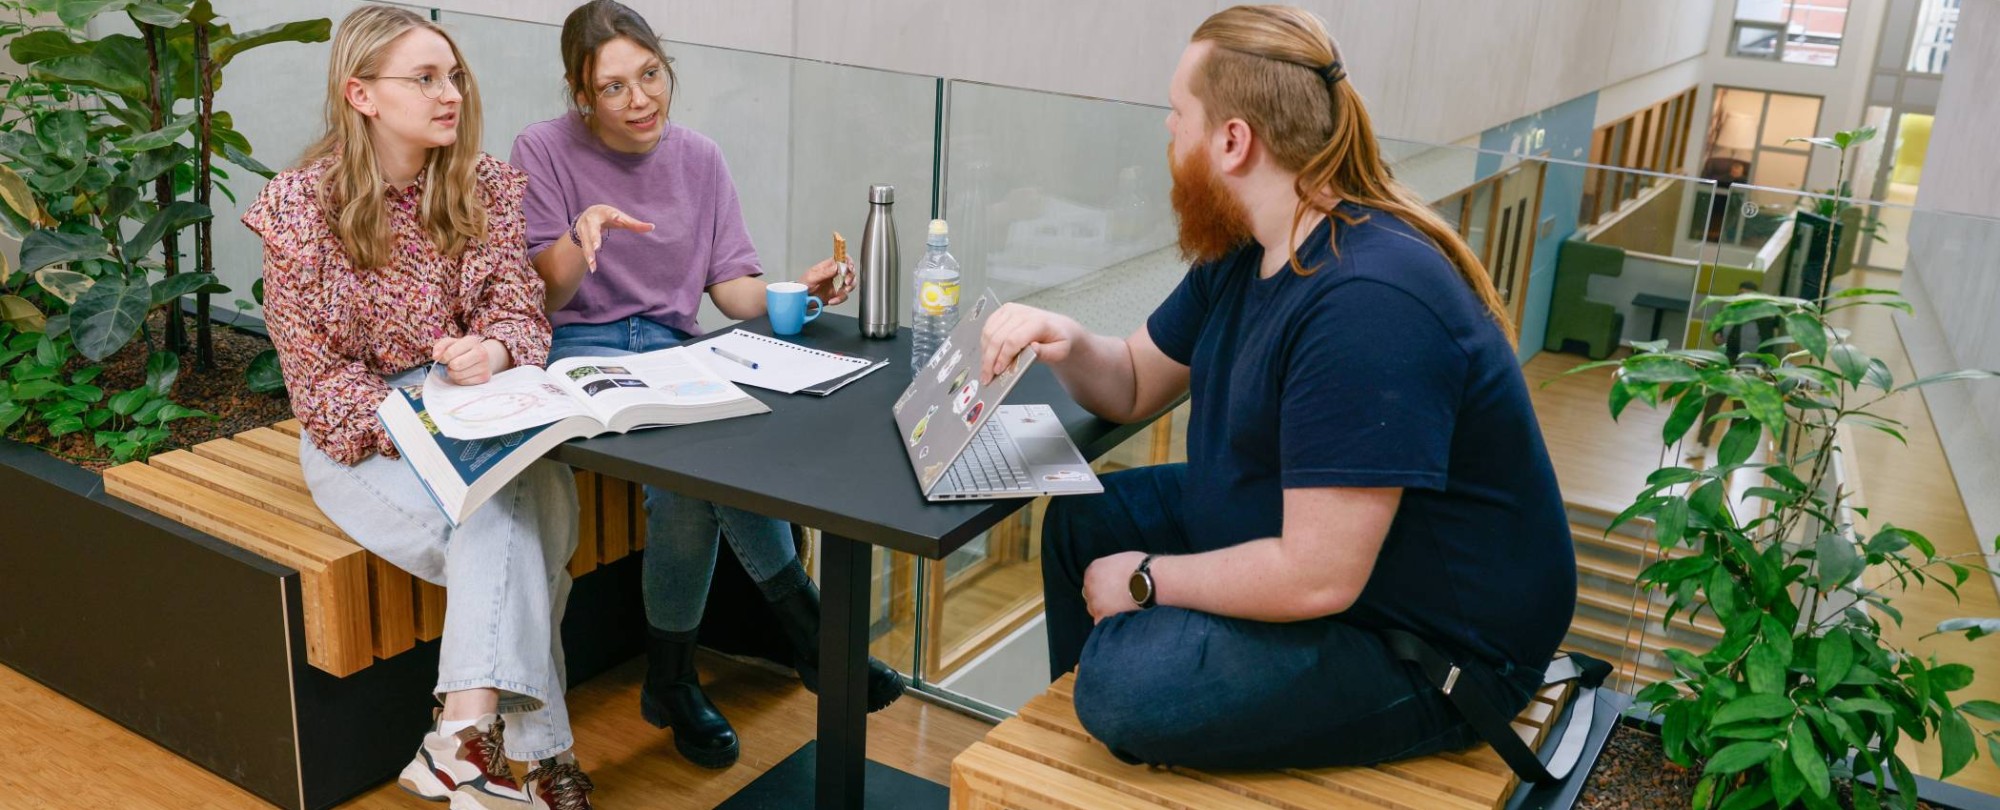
[0,438,650,809]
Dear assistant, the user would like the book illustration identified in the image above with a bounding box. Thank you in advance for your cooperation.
[565,364,632,381]
[951,380,979,415]
[908,404,938,447]
[445,391,549,424]
[581,377,649,396]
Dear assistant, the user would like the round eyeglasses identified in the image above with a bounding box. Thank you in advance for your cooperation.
[597,63,671,111]
[374,69,468,100]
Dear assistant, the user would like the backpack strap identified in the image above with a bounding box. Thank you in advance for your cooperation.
[1380,628,1610,783]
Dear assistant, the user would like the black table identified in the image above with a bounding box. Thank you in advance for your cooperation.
[552,313,1154,809]
[1629,292,1692,342]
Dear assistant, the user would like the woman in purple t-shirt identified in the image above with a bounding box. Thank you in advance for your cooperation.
[509,0,905,770]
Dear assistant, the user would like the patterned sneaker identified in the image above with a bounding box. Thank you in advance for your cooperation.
[396,712,530,809]
[524,755,596,810]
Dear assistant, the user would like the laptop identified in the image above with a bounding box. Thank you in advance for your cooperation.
[892,290,1104,501]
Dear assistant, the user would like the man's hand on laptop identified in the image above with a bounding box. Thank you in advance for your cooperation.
[980,303,1083,384]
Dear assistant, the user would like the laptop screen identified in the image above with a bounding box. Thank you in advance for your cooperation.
[891,290,1035,494]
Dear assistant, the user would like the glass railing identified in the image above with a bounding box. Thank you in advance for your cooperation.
[194,6,1998,724]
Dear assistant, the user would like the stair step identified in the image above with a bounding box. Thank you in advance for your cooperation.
[1576,555,1643,586]
[1575,586,1723,640]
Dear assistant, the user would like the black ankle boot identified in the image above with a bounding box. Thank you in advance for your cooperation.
[640,627,739,769]
[767,577,908,712]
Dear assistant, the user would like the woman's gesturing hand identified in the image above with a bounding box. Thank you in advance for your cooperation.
[571,204,655,272]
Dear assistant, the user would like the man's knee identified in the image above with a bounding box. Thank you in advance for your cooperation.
[1072,662,1183,764]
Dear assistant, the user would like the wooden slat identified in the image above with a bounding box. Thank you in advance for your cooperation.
[103,463,372,676]
[952,742,1171,810]
[1017,691,1093,742]
[416,580,446,642]
[569,471,599,578]
[147,451,343,536]
[601,478,632,564]
[191,438,309,494]
[272,419,303,438]
[368,555,417,659]
[234,427,302,463]
[1268,765,1484,810]
[986,721,1299,810]
[1371,756,1510,808]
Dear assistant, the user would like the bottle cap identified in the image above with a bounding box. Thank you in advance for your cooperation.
[927,218,949,246]
[870,184,895,204]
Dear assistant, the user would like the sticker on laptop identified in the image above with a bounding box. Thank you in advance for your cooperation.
[909,405,938,447]
[1042,470,1090,483]
[926,338,953,370]
[951,380,979,415]
[936,350,963,384]
[962,401,985,426]
[970,295,990,320]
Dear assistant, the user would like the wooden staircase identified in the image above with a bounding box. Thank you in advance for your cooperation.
[1563,502,1719,691]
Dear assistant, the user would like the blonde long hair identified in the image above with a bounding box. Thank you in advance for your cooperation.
[300,5,486,270]
[1190,5,1515,341]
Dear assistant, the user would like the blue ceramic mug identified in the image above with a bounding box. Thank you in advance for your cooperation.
[767,281,823,336]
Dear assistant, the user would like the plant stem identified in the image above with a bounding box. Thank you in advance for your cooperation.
[142,22,186,355]
[194,20,214,370]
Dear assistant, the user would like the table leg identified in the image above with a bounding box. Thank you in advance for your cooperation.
[1649,306,1665,342]
[817,532,871,810]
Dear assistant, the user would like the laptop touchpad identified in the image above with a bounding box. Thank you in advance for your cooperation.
[1017,437,1085,465]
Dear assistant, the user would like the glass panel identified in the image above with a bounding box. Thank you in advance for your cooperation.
[1909,0,1958,73]
[1751,152,1810,195]
[1466,181,1496,259]
[1732,21,1786,60]
[1736,0,1791,23]
[1761,93,1823,148]
[1782,0,1847,66]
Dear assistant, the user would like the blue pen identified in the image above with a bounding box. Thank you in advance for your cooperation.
[710,345,759,370]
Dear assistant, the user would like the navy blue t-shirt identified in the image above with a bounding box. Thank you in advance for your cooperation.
[1145,202,1575,671]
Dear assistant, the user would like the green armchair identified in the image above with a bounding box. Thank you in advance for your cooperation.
[1545,238,1626,360]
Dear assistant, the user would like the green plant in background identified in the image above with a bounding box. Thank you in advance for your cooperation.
[0,1,327,459]
[1564,127,2000,810]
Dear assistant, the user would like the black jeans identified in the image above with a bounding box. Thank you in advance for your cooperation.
[1043,464,1521,769]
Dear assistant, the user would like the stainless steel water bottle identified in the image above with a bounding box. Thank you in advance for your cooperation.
[858,184,899,339]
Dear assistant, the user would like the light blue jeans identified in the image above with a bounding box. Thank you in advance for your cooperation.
[299,367,581,761]
[550,317,799,633]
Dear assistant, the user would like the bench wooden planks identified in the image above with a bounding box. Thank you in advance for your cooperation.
[103,420,642,677]
[951,670,1580,810]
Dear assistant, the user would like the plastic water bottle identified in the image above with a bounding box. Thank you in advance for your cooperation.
[911,218,961,372]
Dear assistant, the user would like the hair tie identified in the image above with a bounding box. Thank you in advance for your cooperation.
[1318,60,1346,84]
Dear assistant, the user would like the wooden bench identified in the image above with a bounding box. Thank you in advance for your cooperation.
[103,419,646,677]
[950,669,1579,810]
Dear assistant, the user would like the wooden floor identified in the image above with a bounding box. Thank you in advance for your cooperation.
[0,650,989,809]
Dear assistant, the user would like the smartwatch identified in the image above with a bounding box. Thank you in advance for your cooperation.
[1127,554,1159,609]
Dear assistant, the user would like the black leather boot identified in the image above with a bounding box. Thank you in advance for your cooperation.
[767,577,907,712]
[639,627,739,769]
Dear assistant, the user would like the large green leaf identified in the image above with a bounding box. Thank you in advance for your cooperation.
[1790,721,1831,799]
[1895,369,1998,393]
[1704,741,1780,776]
[118,111,197,153]
[1623,354,1703,384]
[144,349,177,395]
[211,17,332,67]
[1717,417,1762,467]
[1941,710,1975,777]
[6,29,91,64]
[123,200,211,259]
[126,143,193,184]
[69,274,148,361]
[53,0,137,28]
[1958,699,2000,722]
[0,164,49,226]
[1663,392,1706,445]
[246,348,284,393]
[1740,379,1786,429]
[1714,694,1796,726]
[1747,641,1786,695]
[30,44,148,98]
[1815,531,1861,590]
[1830,343,1871,385]
[147,271,222,307]
[1932,663,1974,693]
[1815,629,1854,689]
[126,0,191,25]
[1785,312,1828,360]
[0,402,25,434]
[20,229,112,273]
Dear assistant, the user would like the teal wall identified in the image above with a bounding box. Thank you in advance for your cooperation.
[1475,92,1598,364]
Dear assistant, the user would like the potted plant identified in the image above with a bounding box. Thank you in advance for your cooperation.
[1566,127,2000,809]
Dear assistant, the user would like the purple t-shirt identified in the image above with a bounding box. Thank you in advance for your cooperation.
[510,116,761,335]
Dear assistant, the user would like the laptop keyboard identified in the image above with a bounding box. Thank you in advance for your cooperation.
[946,423,1037,493]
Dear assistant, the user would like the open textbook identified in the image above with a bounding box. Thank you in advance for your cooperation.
[376,347,769,524]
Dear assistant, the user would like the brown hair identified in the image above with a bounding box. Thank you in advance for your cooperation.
[300,5,487,271]
[1190,5,1515,342]
[560,0,677,119]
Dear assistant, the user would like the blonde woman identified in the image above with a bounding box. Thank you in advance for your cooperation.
[243,6,595,808]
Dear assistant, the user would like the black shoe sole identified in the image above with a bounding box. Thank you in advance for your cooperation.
[641,690,741,770]
[797,665,909,713]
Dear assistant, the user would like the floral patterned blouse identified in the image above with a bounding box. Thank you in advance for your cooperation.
[243,154,551,466]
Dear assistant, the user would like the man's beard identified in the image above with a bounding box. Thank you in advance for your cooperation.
[1169,142,1253,264]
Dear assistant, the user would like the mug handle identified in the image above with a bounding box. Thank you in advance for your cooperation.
[803,296,824,323]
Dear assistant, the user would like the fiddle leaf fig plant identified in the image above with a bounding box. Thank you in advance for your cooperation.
[1563,127,2000,809]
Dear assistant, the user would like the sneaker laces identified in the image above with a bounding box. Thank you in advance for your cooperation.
[526,760,596,810]
[467,716,513,783]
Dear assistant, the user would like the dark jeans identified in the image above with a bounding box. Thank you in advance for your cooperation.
[550,318,800,633]
[1043,464,1507,770]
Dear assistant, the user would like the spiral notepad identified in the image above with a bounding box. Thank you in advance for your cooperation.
[696,330,887,395]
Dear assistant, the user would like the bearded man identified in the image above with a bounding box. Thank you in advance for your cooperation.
[978,4,1577,769]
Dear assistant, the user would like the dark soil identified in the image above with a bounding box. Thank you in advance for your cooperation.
[1579,724,1937,810]
[7,312,294,472]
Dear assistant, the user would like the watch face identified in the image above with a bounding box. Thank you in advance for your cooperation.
[1128,570,1151,604]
